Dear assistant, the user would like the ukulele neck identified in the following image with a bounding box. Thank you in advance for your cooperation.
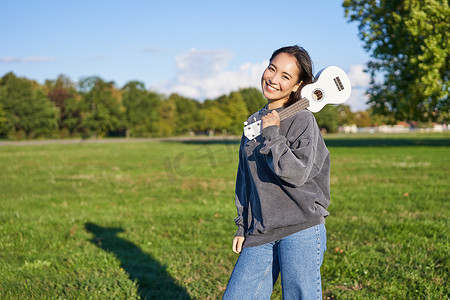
[278,97,310,121]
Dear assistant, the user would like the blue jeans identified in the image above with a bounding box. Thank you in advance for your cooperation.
[223,224,327,300]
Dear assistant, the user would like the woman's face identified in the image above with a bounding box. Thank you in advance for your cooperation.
[261,52,301,104]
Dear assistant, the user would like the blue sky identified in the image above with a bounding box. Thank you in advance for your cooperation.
[0,0,371,110]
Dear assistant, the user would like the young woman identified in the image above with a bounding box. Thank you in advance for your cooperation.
[223,46,330,299]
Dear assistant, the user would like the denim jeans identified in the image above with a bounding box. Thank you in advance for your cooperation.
[223,224,327,300]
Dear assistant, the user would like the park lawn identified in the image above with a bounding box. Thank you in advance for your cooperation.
[0,134,448,299]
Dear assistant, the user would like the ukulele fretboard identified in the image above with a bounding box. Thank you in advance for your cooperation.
[278,98,310,121]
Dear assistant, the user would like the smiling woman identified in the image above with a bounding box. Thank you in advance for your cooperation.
[223,45,330,300]
[261,46,314,109]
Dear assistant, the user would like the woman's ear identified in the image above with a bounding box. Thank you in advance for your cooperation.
[292,80,303,93]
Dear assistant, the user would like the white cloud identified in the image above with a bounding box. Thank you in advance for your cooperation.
[346,87,370,111]
[345,64,371,111]
[347,64,371,88]
[154,48,267,99]
[0,56,56,63]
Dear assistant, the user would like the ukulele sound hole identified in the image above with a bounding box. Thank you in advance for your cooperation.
[312,89,324,101]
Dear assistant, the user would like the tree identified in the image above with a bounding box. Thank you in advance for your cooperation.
[157,99,176,136]
[0,72,58,138]
[63,97,83,135]
[170,93,202,134]
[337,104,356,125]
[198,103,231,134]
[354,110,373,127]
[44,74,78,130]
[222,91,249,135]
[0,102,5,136]
[239,87,266,114]
[343,0,449,122]
[122,81,160,137]
[314,105,339,133]
[77,76,125,137]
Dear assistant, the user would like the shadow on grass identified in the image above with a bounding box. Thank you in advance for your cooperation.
[163,136,449,147]
[324,137,450,147]
[178,139,240,146]
[85,223,191,300]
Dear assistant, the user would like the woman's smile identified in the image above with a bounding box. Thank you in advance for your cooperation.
[265,83,279,92]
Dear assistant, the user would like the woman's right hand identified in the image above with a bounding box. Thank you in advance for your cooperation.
[232,236,245,254]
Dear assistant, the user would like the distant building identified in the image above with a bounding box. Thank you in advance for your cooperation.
[339,122,449,134]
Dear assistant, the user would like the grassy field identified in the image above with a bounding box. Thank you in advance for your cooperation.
[0,134,448,299]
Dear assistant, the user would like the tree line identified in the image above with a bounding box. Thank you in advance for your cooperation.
[0,72,381,139]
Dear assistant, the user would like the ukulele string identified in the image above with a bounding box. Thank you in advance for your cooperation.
[279,98,309,121]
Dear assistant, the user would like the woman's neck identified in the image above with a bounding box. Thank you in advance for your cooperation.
[267,100,286,110]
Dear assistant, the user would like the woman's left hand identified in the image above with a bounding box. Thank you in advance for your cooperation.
[232,236,245,254]
[262,110,280,129]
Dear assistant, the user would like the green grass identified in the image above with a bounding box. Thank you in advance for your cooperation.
[0,134,448,299]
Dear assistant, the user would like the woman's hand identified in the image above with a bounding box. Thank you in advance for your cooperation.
[232,236,245,254]
[262,110,280,129]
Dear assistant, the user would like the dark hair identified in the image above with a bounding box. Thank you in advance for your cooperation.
[269,45,314,107]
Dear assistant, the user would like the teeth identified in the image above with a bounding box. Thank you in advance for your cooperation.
[267,84,277,91]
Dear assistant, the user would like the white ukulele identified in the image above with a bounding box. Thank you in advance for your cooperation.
[243,66,352,140]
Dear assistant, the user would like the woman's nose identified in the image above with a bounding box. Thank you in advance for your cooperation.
[268,75,279,84]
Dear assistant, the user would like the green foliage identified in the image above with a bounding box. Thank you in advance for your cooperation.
[337,104,356,126]
[239,87,266,114]
[343,0,449,122]
[0,71,403,139]
[0,135,448,299]
[77,76,125,137]
[199,104,232,133]
[63,97,83,135]
[171,93,202,134]
[44,74,78,130]
[0,72,59,138]
[315,105,340,133]
[353,110,372,127]
[122,81,161,137]
[222,91,249,135]
[157,99,177,136]
[0,102,6,135]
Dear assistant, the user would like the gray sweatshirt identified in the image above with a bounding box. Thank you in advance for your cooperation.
[234,106,330,248]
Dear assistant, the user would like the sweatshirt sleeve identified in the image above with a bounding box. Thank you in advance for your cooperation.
[259,112,318,187]
[234,135,247,237]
